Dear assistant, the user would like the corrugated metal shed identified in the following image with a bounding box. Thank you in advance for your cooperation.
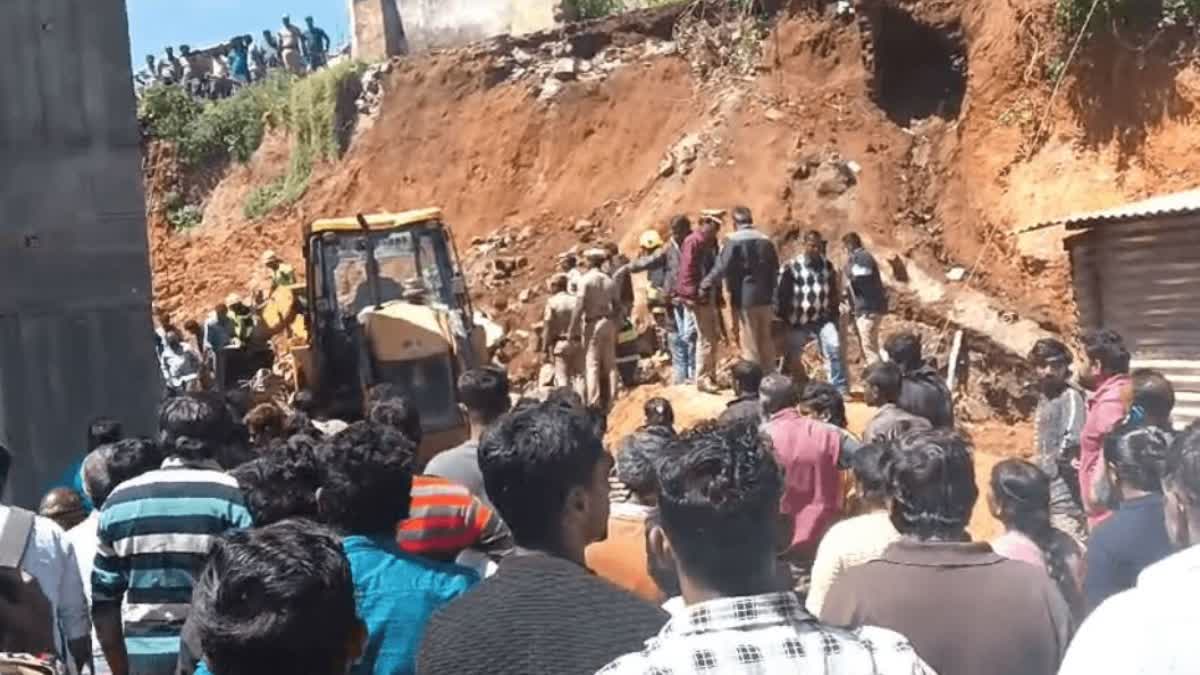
[1019,188,1200,234]
[1065,198,1200,427]
[0,0,161,506]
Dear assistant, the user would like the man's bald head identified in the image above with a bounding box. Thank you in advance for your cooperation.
[759,374,799,417]
[39,488,86,531]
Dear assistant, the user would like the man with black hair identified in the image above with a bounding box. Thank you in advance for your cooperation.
[190,521,367,675]
[1078,328,1133,527]
[821,429,1072,675]
[571,249,622,408]
[776,230,847,394]
[639,398,675,438]
[629,215,692,384]
[0,444,91,670]
[841,232,888,365]
[367,398,424,448]
[599,421,933,675]
[588,432,672,602]
[541,273,584,395]
[862,361,932,443]
[47,418,124,514]
[700,206,780,370]
[1128,368,1176,431]
[318,422,477,675]
[417,402,667,675]
[760,375,843,590]
[425,367,511,508]
[718,360,764,425]
[884,331,954,428]
[93,395,253,675]
[1027,338,1088,542]
[674,215,724,393]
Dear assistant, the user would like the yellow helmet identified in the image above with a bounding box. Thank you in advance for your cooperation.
[639,229,664,251]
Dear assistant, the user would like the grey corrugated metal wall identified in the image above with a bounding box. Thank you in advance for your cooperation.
[0,0,161,507]
[1069,215,1200,426]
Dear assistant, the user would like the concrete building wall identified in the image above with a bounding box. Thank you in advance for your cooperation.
[350,0,408,61]
[0,0,160,506]
[398,0,561,52]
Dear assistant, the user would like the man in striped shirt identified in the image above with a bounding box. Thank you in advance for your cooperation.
[399,475,513,564]
[92,395,252,675]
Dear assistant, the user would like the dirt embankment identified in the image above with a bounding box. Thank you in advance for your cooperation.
[145,0,1200,430]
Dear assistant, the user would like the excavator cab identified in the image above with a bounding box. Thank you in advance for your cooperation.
[288,209,484,462]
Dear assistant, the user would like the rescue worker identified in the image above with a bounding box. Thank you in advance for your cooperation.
[226,294,257,348]
[621,230,672,354]
[558,252,583,295]
[603,242,635,323]
[541,274,584,397]
[278,16,306,75]
[303,16,332,72]
[570,249,620,409]
[627,218,691,382]
[262,250,297,292]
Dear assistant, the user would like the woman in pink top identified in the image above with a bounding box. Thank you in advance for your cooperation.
[989,459,1086,619]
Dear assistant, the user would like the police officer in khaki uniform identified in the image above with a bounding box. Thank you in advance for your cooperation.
[541,273,584,396]
[570,249,620,409]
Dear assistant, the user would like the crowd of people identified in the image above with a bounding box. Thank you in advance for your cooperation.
[4,205,1199,675]
[135,16,334,100]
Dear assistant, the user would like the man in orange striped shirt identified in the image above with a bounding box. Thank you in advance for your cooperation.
[398,475,514,563]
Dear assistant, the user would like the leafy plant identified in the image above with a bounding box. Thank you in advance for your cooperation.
[566,0,626,20]
[1055,0,1200,37]
[167,203,204,231]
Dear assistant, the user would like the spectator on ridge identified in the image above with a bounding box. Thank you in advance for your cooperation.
[821,429,1072,675]
[700,206,780,371]
[673,214,723,393]
[587,431,672,603]
[883,332,954,429]
[92,394,253,675]
[861,360,932,444]
[190,521,367,675]
[417,402,667,675]
[842,232,889,365]
[776,230,846,394]
[302,17,331,71]
[1060,423,1200,673]
[598,421,935,675]
[988,459,1085,619]
[806,442,900,616]
[1083,424,1175,612]
[425,367,511,508]
[317,422,478,675]
[760,375,843,591]
[718,360,764,425]
[1027,338,1088,543]
[68,439,161,675]
[1077,328,1132,527]
[0,444,91,670]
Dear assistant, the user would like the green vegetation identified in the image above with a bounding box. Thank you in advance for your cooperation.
[1056,0,1200,36]
[138,61,364,222]
[566,0,626,19]
[162,191,203,232]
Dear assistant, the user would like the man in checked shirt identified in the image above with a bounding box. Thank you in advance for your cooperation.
[598,420,935,675]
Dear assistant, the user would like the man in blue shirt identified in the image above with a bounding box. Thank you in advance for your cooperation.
[316,422,477,675]
[303,16,332,72]
[46,418,123,513]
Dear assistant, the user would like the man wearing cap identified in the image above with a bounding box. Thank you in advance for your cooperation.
[674,213,724,392]
[570,249,620,408]
[262,251,296,292]
[541,273,584,395]
[701,206,779,371]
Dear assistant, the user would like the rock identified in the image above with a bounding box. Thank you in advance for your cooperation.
[765,108,785,122]
[658,156,676,178]
[574,219,594,233]
[552,58,579,80]
[518,289,533,304]
[577,59,593,74]
[539,77,565,101]
[668,133,703,176]
[814,161,857,196]
[512,47,534,66]
[550,41,573,58]
[845,160,862,175]
[470,236,485,246]
[946,267,967,282]
[516,225,534,241]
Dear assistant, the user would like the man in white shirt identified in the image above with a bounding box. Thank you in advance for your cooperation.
[1060,424,1200,675]
[1,444,91,673]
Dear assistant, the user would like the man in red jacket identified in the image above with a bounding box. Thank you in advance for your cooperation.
[1078,328,1133,529]
[673,214,723,392]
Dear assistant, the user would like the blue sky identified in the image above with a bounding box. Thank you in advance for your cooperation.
[126,0,350,66]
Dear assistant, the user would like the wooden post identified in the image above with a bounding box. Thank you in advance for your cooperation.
[947,330,965,393]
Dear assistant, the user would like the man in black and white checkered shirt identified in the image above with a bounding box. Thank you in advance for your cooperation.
[597,421,935,675]
[775,230,849,394]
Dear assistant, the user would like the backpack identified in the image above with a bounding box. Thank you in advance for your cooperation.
[0,507,55,656]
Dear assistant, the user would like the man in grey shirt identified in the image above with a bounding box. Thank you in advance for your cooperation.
[1028,338,1088,542]
[425,366,512,508]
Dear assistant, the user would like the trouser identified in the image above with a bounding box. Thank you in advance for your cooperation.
[691,303,721,385]
[282,48,304,74]
[855,312,883,365]
[552,339,585,398]
[785,320,848,393]
[670,303,696,384]
[307,51,327,71]
[584,318,618,409]
[738,305,776,371]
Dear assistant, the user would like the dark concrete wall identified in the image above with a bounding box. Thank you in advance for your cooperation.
[0,0,160,507]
